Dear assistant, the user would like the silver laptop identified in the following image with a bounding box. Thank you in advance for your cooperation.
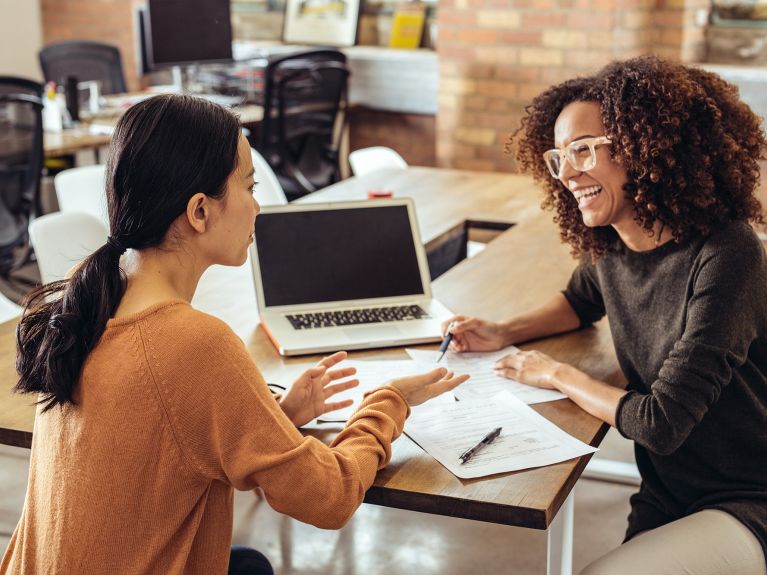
[250,198,453,356]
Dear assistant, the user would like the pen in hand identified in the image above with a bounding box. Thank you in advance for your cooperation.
[436,321,457,363]
[459,427,502,465]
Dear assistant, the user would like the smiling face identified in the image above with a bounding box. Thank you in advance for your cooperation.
[553,101,633,231]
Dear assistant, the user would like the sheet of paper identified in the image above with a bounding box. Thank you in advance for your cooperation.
[404,390,597,479]
[405,347,566,405]
[316,359,443,422]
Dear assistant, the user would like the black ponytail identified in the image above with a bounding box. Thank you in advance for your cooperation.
[15,95,241,411]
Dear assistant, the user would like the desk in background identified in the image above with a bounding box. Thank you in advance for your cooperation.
[0,168,625,575]
[43,97,264,158]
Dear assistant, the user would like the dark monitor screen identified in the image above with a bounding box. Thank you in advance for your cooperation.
[145,0,232,69]
[255,205,425,307]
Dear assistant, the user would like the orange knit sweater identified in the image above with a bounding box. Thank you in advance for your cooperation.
[1,301,409,574]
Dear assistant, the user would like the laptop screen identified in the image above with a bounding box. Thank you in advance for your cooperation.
[255,204,425,307]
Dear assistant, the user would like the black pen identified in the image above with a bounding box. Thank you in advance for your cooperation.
[436,321,456,363]
[459,427,502,465]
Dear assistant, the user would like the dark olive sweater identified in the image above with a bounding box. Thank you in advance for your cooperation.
[563,221,767,563]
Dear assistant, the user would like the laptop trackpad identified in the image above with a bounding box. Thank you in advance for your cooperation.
[344,325,404,341]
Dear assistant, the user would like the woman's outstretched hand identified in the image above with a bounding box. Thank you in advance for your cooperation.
[388,367,469,406]
[280,351,359,427]
[441,315,510,353]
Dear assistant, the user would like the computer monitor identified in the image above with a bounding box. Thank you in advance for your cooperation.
[143,0,233,70]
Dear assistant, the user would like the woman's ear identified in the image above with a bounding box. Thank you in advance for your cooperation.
[185,192,209,234]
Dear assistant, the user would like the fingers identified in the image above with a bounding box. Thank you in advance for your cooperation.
[322,398,354,413]
[325,366,357,382]
[307,365,327,379]
[432,373,470,394]
[450,317,482,334]
[316,351,347,369]
[493,368,516,380]
[323,379,359,399]
[493,354,519,370]
[441,316,466,336]
[412,366,449,385]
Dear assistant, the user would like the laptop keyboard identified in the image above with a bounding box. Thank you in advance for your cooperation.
[286,305,431,330]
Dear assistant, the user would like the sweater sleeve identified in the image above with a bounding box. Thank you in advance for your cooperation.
[615,229,767,455]
[140,313,409,530]
[562,259,606,327]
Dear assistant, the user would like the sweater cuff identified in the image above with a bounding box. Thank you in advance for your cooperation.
[363,385,411,419]
[614,389,640,440]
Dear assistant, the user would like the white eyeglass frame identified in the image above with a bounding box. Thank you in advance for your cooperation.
[542,136,612,180]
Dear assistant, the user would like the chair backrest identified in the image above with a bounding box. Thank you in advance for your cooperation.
[250,148,287,206]
[0,291,22,324]
[348,147,408,177]
[29,212,109,284]
[0,77,44,278]
[258,50,349,200]
[39,41,127,95]
[54,164,109,225]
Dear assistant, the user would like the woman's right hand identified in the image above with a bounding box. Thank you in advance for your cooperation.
[388,367,469,407]
[441,315,509,352]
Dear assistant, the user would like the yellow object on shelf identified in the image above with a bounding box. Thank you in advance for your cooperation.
[388,3,426,50]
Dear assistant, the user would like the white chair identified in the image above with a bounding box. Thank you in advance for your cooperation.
[250,148,287,206]
[53,165,109,226]
[29,212,109,284]
[0,291,22,323]
[348,146,407,177]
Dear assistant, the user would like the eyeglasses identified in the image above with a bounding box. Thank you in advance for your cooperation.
[542,136,612,180]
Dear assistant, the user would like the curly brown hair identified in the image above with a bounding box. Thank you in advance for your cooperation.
[510,55,767,257]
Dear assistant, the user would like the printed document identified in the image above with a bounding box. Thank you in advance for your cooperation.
[404,390,597,479]
[406,347,566,405]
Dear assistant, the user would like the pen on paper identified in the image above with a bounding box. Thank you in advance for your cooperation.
[459,426,502,464]
[437,321,456,363]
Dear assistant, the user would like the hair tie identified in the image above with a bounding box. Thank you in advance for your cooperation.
[106,236,127,255]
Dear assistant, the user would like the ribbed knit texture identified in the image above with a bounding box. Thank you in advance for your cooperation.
[563,221,767,566]
[1,301,409,574]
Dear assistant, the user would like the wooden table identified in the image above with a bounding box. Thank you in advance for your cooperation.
[0,167,624,575]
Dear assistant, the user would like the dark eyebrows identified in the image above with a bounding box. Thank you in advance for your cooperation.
[244,168,255,180]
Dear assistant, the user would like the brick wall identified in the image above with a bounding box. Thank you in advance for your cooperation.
[436,0,710,172]
[40,0,143,92]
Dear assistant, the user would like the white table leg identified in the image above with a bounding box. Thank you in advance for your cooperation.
[547,491,574,575]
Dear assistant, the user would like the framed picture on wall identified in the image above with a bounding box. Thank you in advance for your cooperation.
[283,0,361,47]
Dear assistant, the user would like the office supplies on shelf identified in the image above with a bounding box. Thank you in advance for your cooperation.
[459,426,501,464]
[404,390,597,480]
[406,346,566,405]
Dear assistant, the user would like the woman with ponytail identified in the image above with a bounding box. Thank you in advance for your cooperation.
[2,95,467,575]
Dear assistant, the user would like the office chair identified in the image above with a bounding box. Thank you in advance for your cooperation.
[28,211,109,285]
[39,41,128,95]
[250,148,287,206]
[258,50,349,201]
[348,146,407,176]
[0,77,44,294]
[54,164,109,225]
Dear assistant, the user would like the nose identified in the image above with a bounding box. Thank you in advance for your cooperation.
[252,195,261,216]
[558,155,581,182]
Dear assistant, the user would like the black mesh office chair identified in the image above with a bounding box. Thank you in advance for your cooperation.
[39,41,127,95]
[258,50,349,201]
[0,77,44,292]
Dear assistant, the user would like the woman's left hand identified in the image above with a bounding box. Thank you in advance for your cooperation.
[493,350,563,390]
[280,351,359,427]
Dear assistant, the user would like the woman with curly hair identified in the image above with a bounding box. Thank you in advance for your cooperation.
[443,56,767,573]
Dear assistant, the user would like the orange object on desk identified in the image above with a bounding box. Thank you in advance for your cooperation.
[367,189,393,199]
